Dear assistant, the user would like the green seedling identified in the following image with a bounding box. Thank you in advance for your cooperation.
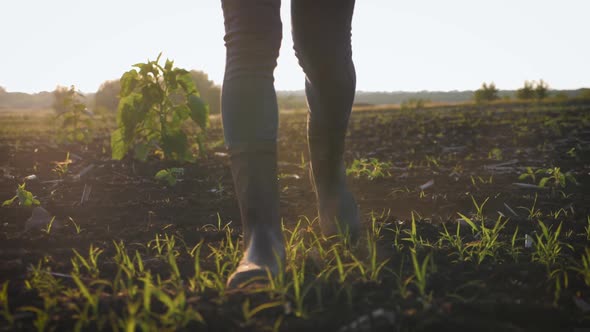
[457,213,507,264]
[571,248,590,287]
[19,303,51,332]
[470,195,489,222]
[488,148,503,161]
[424,155,440,168]
[532,221,571,268]
[54,86,94,145]
[41,216,56,235]
[71,274,100,314]
[25,258,64,300]
[538,167,577,188]
[346,158,392,180]
[52,152,72,179]
[365,230,391,282]
[154,168,185,186]
[298,152,308,171]
[393,257,412,299]
[518,166,538,183]
[69,217,83,234]
[71,244,103,278]
[410,249,431,298]
[510,226,521,262]
[289,258,314,318]
[0,281,14,327]
[402,211,426,248]
[470,175,494,188]
[111,53,209,162]
[241,299,283,326]
[549,267,569,306]
[2,183,40,207]
[519,167,576,189]
[438,222,468,261]
[518,193,542,221]
[151,288,203,328]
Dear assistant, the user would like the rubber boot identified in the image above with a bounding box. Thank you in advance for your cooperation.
[308,129,361,241]
[226,147,285,288]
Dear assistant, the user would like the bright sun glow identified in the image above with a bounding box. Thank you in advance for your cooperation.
[1,0,589,93]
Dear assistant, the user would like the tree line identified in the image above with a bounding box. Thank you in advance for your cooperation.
[474,80,557,104]
[2,77,590,111]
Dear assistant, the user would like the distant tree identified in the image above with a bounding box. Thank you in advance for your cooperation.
[474,82,499,103]
[534,79,549,101]
[553,92,568,101]
[189,70,221,114]
[94,79,121,112]
[579,88,590,99]
[0,86,6,95]
[516,80,535,100]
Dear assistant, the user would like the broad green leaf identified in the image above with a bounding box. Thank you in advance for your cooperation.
[539,177,549,188]
[177,72,197,94]
[559,175,566,188]
[134,142,150,161]
[166,72,178,90]
[154,169,169,179]
[457,212,479,233]
[161,130,188,161]
[111,129,129,160]
[2,196,16,207]
[165,59,174,72]
[141,84,164,105]
[188,94,209,129]
[169,168,185,177]
[155,169,173,185]
[117,93,145,141]
[120,70,139,96]
[16,184,35,207]
[171,105,190,127]
[134,61,156,77]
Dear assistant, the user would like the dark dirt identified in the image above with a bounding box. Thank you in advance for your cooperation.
[1,103,590,331]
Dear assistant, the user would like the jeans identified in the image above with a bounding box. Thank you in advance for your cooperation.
[221,0,356,153]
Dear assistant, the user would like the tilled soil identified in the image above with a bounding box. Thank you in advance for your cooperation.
[1,104,589,331]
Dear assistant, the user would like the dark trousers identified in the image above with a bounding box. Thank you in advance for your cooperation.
[221,0,356,152]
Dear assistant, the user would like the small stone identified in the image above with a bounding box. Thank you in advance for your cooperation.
[25,207,60,232]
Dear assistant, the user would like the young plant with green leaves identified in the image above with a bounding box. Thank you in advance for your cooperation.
[571,248,590,288]
[54,86,93,144]
[438,222,468,262]
[0,282,14,328]
[532,221,571,268]
[346,158,391,180]
[154,168,185,186]
[2,183,40,207]
[519,166,577,189]
[111,53,209,162]
[52,152,72,179]
[537,167,577,189]
[410,249,432,299]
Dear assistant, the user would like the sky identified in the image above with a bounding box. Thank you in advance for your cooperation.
[1,0,589,93]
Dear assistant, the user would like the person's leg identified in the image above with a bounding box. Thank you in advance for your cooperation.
[221,0,285,287]
[291,0,360,239]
